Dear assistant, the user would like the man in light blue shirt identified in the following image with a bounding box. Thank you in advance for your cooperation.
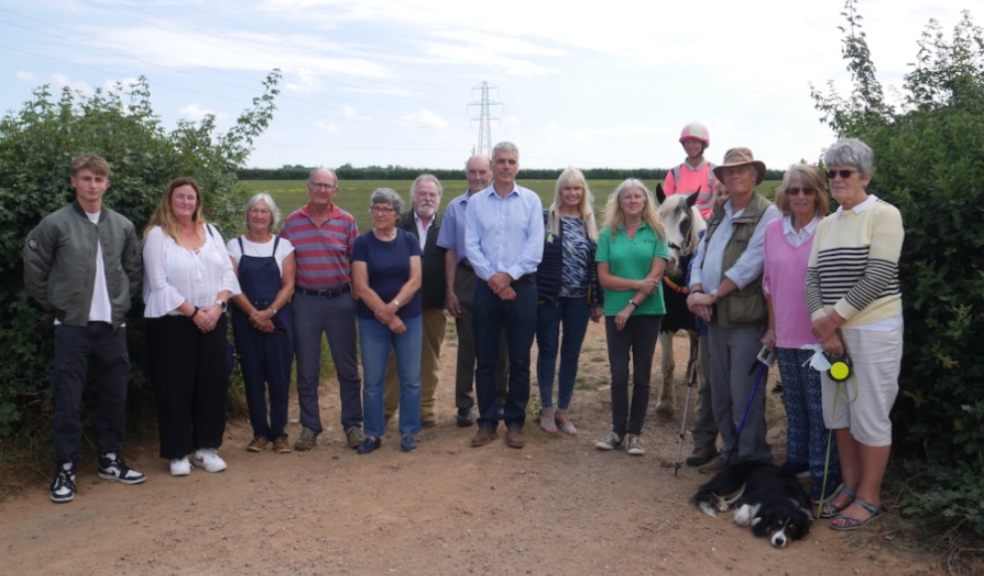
[437,155,508,427]
[464,142,543,449]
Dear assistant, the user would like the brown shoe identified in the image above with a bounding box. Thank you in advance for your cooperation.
[247,436,269,452]
[471,426,498,448]
[686,445,718,467]
[272,436,292,454]
[698,454,727,475]
[504,426,525,449]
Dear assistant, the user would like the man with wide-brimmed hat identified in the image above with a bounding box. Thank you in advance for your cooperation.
[686,147,781,471]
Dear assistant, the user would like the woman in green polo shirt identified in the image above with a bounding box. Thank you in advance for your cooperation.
[594,179,670,456]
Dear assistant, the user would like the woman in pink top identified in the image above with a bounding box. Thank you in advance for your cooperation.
[762,164,839,502]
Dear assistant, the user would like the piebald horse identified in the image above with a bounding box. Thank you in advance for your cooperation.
[654,185,707,417]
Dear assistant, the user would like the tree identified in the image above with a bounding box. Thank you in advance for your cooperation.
[812,0,984,539]
[0,69,281,438]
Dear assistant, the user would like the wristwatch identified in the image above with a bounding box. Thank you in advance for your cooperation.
[216,300,228,312]
[709,288,720,301]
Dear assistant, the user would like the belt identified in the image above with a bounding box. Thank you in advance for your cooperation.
[512,273,535,285]
[457,260,473,272]
[297,284,351,298]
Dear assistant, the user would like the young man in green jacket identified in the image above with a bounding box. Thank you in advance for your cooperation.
[23,154,144,503]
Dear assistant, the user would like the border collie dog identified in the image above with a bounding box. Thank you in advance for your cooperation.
[692,461,813,548]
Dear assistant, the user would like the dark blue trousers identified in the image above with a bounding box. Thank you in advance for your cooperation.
[473,281,538,429]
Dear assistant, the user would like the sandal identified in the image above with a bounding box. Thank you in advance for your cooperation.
[818,485,857,519]
[830,497,883,531]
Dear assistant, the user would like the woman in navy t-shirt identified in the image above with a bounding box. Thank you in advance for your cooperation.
[351,188,423,454]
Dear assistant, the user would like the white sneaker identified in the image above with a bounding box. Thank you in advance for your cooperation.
[594,431,622,451]
[626,434,646,456]
[170,456,192,476]
[192,448,227,473]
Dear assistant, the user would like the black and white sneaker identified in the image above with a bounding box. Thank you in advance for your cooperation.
[97,452,146,485]
[50,462,77,503]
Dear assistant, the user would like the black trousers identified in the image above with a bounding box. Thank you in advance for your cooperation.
[604,315,662,437]
[50,322,130,464]
[146,315,229,459]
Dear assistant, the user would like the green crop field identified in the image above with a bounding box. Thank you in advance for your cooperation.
[240,178,781,231]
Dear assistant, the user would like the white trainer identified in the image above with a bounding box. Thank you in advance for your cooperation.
[170,456,192,476]
[192,449,228,473]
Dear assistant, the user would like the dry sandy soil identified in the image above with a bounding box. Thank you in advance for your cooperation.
[0,321,942,575]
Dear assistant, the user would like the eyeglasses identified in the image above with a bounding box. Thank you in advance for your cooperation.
[786,187,817,196]
[370,206,396,214]
[826,169,857,180]
[309,181,338,190]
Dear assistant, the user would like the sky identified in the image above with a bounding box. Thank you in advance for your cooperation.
[1,0,979,170]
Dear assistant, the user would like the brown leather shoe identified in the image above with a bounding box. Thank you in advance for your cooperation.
[504,426,525,449]
[272,436,291,454]
[471,426,498,448]
[698,454,727,475]
[247,436,268,452]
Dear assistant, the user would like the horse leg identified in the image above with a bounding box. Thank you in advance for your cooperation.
[656,331,676,418]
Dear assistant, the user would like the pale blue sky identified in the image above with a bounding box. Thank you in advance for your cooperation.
[0,0,977,169]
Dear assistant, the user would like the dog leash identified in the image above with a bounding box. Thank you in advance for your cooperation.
[723,357,770,465]
[812,344,858,518]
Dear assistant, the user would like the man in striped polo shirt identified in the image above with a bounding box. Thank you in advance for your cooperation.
[280,168,364,451]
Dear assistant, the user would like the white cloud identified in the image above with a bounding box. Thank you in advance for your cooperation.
[178,103,216,122]
[85,25,397,81]
[316,120,338,134]
[343,105,357,118]
[51,74,93,95]
[401,109,448,129]
[16,70,37,84]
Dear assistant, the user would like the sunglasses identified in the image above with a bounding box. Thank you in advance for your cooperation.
[786,187,817,196]
[826,169,857,180]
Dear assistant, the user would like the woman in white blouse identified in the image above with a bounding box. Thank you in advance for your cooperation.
[143,177,240,476]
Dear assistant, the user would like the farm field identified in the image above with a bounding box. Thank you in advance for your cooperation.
[240,178,781,231]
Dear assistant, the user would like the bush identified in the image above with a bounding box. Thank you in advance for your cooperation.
[812,0,984,542]
[0,71,281,441]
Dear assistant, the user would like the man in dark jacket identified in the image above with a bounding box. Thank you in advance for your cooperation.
[23,154,145,503]
[384,174,447,427]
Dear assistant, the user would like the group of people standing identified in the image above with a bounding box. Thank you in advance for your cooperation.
[26,132,905,532]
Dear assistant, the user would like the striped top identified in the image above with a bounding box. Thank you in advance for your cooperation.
[280,203,358,290]
[806,196,903,327]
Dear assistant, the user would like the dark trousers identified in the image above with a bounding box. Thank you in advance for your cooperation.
[232,308,293,440]
[453,265,508,410]
[146,315,229,459]
[473,280,537,429]
[292,291,362,433]
[50,322,130,464]
[605,315,662,437]
[691,331,719,450]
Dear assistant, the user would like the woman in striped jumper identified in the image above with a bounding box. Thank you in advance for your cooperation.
[806,139,904,531]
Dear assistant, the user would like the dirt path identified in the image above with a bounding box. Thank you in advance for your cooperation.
[0,321,940,575]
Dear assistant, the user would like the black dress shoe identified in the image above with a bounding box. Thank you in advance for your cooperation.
[686,445,718,467]
[456,407,474,427]
[357,437,381,455]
